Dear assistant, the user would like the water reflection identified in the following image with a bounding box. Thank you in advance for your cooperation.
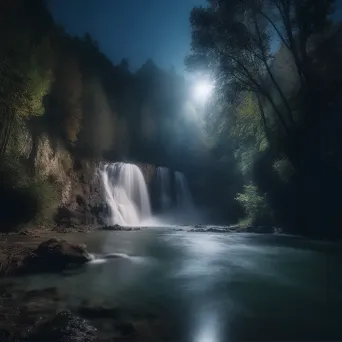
[4,229,342,341]
[192,306,220,342]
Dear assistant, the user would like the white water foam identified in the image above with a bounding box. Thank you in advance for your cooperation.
[99,162,152,226]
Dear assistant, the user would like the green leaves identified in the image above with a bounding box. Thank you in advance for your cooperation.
[17,52,51,118]
[0,36,52,119]
[235,183,268,223]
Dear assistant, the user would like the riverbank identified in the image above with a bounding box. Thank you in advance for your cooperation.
[0,224,264,341]
[1,227,342,341]
[0,229,163,341]
[0,284,162,341]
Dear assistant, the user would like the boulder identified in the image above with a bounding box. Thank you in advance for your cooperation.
[26,311,97,342]
[207,227,233,233]
[101,225,141,231]
[189,227,233,233]
[19,238,92,274]
[78,306,138,338]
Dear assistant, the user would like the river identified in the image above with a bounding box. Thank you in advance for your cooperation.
[3,228,342,341]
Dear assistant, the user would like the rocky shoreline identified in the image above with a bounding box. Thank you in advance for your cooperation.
[0,234,162,341]
[172,225,283,234]
[0,285,158,341]
[0,223,286,341]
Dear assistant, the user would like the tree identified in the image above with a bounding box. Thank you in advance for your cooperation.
[260,0,334,84]
[186,0,293,136]
[0,0,52,157]
[187,0,335,139]
[0,38,51,157]
[50,53,83,144]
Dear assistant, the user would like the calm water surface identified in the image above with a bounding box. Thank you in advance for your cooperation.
[4,228,342,341]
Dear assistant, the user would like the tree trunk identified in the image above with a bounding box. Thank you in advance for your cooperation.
[0,108,14,158]
[263,90,290,135]
[254,16,295,125]
[256,92,271,142]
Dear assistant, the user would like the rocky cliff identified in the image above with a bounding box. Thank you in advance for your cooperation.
[2,120,106,230]
[1,119,159,231]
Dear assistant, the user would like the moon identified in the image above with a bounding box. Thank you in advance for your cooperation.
[193,80,213,103]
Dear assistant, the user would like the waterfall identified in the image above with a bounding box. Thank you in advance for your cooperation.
[156,167,172,210]
[175,171,194,210]
[99,162,151,225]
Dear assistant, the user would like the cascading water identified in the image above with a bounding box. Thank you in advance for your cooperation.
[175,171,194,210]
[153,168,198,224]
[99,162,151,225]
[156,167,172,210]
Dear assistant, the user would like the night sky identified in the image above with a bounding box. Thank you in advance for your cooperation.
[48,0,206,72]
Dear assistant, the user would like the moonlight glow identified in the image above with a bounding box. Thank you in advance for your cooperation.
[193,80,213,103]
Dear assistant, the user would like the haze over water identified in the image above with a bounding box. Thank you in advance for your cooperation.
[6,228,342,341]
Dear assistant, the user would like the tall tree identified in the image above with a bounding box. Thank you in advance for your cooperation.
[186,0,292,136]
[187,0,335,139]
[50,53,83,145]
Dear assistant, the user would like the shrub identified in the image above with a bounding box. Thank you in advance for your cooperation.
[235,184,270,226]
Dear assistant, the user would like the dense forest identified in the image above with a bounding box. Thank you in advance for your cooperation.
[188,0,342,237]
[1,0,342,237]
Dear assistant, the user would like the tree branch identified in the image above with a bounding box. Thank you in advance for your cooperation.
[260,11,290,50]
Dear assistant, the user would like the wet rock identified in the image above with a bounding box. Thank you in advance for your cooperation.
[17,238,92,274]
[101,224,122,230]
[208,227,232,233]
[18,230,39,237]
[0,329,18,342]
[78,306,121,319]
[24,288,58,300]
[189,227,233,233]
[21,288,60,317]
[78,306,138,339]
[26,311,97,342]
[188,226,282,234]
[274,227,283,234]
[101,225,141,231]
[0,247,33,276]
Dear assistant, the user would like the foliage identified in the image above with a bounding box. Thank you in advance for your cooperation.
[273,156,295,183]
[188,0,342,236]
[235,184,269,225]
[0,1,52,157]
[50,53,83,144]
[230,92,268,177]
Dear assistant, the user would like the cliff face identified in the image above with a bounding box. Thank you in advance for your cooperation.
[34,139,107,227]
[2,119,161,231]
[5,121,106,229]
[32,138,159,228]
[57,161,156,227]
[54,160,106,227]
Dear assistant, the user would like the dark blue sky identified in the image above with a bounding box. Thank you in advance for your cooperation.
[48,0,206,72]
